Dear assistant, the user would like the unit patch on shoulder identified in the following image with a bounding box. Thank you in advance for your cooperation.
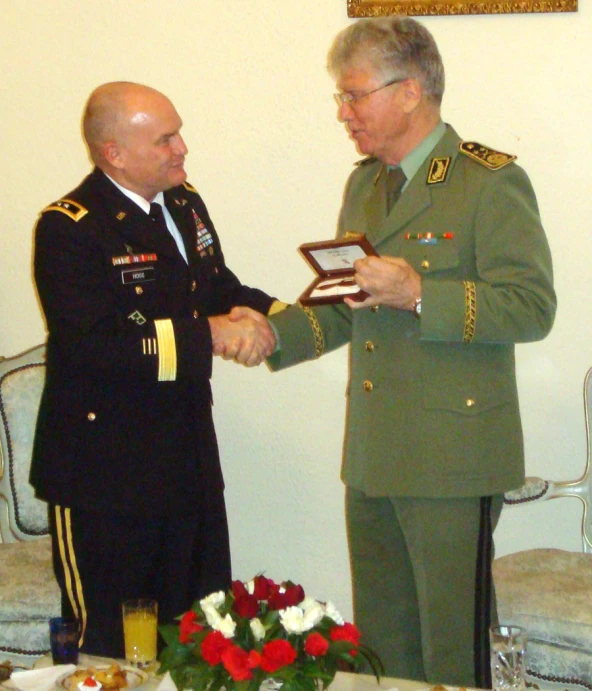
[459,142,516,171]
[427,157,451,185]
[42,198,88,222]
[182,181,198,194]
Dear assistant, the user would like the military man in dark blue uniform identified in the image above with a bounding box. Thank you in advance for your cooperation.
[31,81,281,656]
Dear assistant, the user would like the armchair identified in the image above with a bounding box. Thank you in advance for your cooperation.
[0,344,60,668]
[494,368,592,690]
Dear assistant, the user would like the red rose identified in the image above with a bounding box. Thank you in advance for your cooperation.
[233,593,259,619]
[268,584,305,610]
[179,610,203,644]
[330,622,361,655]
[304,632,330,657]
[201,630,233,665]
[260,639,298,673]
[232,580,249,599]
[252,575,277,601]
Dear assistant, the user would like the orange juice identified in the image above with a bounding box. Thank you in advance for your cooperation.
[122,600,157,667]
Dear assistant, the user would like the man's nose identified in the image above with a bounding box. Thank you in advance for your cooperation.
[173,134,188,156]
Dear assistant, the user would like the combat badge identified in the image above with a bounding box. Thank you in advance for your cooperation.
[42,198,88,222]
[427,157,451,185]
[459,142,516,170]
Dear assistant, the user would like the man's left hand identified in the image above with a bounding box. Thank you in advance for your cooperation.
[344,255,422,310]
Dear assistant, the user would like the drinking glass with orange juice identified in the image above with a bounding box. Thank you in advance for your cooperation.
[122,599,158,669]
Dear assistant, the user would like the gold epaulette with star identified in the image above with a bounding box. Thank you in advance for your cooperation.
[459,142,516,171]
[182,181,199,194]
[41,198,88,222]
[355,156,377,167]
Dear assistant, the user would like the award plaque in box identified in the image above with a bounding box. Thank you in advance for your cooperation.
[298,234,378,306]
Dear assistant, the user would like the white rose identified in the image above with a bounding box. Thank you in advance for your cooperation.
[201,603,222,628]
[200,591,225,610]
[324,601,344,625]
[246,580,255,595]
[302,601,325,630]
[250,617,266,641]
[215,613,237,639]
[300,596,317,610]
[280,606,306,635]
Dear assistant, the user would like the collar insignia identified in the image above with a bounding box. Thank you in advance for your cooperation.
[427,157,451,185]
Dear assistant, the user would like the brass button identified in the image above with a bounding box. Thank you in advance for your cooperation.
[421,260,430,270]
[193,310,199,319]
[87,412,96,421]
[365,341,375,352]
[191,280,197,292]
[371,306,380,313]
[135,286,143,295]
[466,399,475,408]
[363,380,373,392]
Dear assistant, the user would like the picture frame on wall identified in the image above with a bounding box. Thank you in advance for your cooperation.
[347,0,577,16]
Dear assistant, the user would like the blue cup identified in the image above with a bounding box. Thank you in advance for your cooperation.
[49,617,80,665]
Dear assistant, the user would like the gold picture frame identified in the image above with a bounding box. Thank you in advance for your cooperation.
[347,0,577,16]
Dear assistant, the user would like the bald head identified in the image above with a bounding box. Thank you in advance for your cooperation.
[81,81,188,200]
[83,82,172,163]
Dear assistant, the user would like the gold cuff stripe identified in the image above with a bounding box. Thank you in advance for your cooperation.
[463,281,477,343]
[54,506,87,646]
[267,300,290,316]
[300,305,324,358]
[154,319,177,381]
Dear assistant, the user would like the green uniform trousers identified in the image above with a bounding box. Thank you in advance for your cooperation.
[346,488,504,688]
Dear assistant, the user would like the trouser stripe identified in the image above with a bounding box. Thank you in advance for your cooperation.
[54,505,88,646]
[474,495,493,689]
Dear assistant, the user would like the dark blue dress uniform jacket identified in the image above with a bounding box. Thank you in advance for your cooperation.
[31,168,274,517]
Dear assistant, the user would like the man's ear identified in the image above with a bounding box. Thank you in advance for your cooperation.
[401,78,423,114]
[103,140,125,169]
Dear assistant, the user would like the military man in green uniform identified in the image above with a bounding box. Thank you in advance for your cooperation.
[248,17,556,688]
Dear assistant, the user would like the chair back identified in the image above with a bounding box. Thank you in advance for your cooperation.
[0,344,47,543]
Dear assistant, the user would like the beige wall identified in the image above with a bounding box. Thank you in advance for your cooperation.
[1,1,590,616]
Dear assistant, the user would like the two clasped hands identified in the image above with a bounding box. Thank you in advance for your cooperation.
[209,255,422,367]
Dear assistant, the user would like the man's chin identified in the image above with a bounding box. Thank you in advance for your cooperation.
[169,168,187,187]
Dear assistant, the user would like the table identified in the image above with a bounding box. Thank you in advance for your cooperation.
[26,654,428,691]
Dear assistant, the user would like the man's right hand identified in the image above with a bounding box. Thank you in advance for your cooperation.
[208,313,276,367]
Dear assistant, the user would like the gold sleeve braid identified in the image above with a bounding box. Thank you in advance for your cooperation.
[154,319,177,381]
[268,300,290,316]
[462,281,476,343]
[299,305,325,358]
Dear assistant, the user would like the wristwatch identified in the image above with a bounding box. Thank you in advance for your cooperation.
[413,297,422,319]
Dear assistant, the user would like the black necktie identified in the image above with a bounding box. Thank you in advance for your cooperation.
[385,167,407,215]
[149,202,167,232]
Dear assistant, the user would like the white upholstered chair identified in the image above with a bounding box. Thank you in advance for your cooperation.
[0,344,60,668]
[494,368,592,690]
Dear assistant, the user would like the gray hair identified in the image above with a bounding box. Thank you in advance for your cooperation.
[327,17,445,105]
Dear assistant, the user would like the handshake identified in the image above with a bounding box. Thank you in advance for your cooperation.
[208,306,276,367]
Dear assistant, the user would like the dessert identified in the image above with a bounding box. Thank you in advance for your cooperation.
[66,665,128,691]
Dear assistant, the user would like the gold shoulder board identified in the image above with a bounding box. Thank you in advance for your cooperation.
[41,198,88,222]
[355,156,377,167]
[182,181,198,194]
[459,142,516,171]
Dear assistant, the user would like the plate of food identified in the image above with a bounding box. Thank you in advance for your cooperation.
[56,664,149,691]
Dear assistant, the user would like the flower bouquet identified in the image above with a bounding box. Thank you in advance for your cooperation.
[158,575,382,691]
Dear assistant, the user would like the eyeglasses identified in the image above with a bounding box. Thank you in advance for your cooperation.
[334,76,406,107]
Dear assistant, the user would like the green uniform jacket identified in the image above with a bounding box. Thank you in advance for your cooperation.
[268,125,556,498]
